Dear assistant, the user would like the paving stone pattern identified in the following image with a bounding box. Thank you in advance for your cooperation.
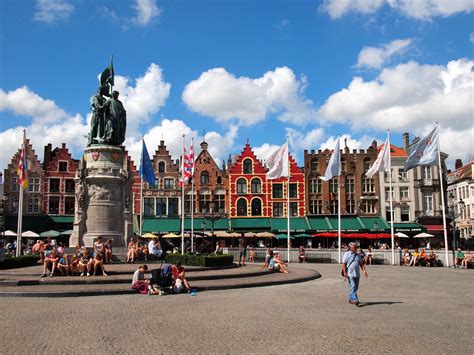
[0,264,473,354]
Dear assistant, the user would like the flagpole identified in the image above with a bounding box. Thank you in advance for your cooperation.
[435,123,449,267]
[181,134,185,255]
[286,137,291,263]
[337,137,342,263]
[16,129,26,257]
[387,130,395,265]
[191,138,195,254]
[139,140,144,238]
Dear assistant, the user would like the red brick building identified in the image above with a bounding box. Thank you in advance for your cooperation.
[228,143,305,218]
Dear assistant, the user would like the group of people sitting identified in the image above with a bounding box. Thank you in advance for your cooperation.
[131,261,191,295]
[262,249,288,273]
[39,236,112,277]
[126,237,163,263]
[454,249,472,269]
[402,248,438,267]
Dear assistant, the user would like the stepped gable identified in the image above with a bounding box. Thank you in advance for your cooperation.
[229,143,268,175]
[123,149,142,215]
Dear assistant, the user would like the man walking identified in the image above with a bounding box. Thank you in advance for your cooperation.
[342,242,368,306]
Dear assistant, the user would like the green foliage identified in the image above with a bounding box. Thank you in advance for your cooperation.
[0,255,40,270]
[165,253,234,267]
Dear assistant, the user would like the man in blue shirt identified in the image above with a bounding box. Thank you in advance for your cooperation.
[342,242,368,306]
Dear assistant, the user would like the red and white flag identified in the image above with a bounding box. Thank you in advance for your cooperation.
[179,144,195,187]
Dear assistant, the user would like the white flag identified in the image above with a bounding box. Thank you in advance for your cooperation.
[320,138,341,181]
[404,127,439,171]
[366,134,390,178]
[266,142,289,180]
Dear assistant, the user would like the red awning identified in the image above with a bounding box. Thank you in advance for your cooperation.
[425,225,444,231]
[312,232,392,239]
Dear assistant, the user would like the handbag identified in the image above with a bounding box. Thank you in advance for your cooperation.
[341,253,358,277]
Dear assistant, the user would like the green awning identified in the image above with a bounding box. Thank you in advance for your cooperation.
[231,218,271,231]
[295,233,312,238]
[184,218,229,231]
[48,216,74,223]
[142,218,181,233]
[327,217,364,232]
[271,218,309,233]
[275,234,295,240]
[359,217,390,232]
[394,223,426,233]
[307,217,332,232]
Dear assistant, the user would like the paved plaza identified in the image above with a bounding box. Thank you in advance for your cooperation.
[1,264,473,354]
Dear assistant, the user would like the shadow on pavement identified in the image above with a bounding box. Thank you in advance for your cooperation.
[359,301,403,307]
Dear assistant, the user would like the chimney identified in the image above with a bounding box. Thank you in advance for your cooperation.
[455,159,463,170]
[44,143,52,168]
[200,140,208,151]
[61,143,66,149]
[402,132,409,151]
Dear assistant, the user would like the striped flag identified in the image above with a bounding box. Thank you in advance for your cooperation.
[179,144,195,187]
[17,145,28,189]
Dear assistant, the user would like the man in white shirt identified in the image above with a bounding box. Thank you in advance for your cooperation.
[148,238,163,259]
[342,242,368,306]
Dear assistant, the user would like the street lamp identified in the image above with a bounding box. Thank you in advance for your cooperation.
[448,192,465,264]
[204,202,221,249]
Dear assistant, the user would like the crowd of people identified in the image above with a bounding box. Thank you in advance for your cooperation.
[126,237,163,263]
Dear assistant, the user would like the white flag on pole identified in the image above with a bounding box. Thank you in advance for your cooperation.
[266,142,289,180]
[320,138,341,181]
[404,126,439,171]
[366,134,390,178]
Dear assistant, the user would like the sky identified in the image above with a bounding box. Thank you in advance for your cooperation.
[0,0,473,171]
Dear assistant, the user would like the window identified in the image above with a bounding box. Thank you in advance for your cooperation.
[329,200,338,214]
[237,178,247,194]
[237,199,247,216]
[309,200,323,215]
[243,159,252,174]
[10,197,18,213]
[362,178,375,193]
[158,161,165,173]
[424,193,434,215]
[272,183,283,198]
[311,159,319,173]
[251,199,262,216]
[400,187,409,201]
[289,183,297,198]
[214,193,225,212]
[273,202,283,217]
[251,178,262,194]
[49,178,60,193]
[346,176,354,193]
[329,178,338,194]
[65,179,75,193]
[184,194,193,214]
[27,198,40,213]
[168,198,179,216]
[401,205,410,222]
[64,197,75,214]
[309,178,322,194]
[199,194,210,213]
[361,200,376,214]
[386,207,393,222]
[346,198,356,214]
[11,177,18,192]
[28,178,40,192]
[144,197,154,216]
[399,169,408,181]
[48,196,60,214]
[217,176,222,185]
[363,158,371,172]
[58,162,68,172]
[164,178,174,190]
[384,169,393,182]
[200,171,210,185]
[289,202,298,216]
[385,188,394,201]
[341,158,346,173]
[156,198,167,216]
[422,166,432,180]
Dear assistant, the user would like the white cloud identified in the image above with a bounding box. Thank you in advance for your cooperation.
[253,143,281,164]
[274,19,290,29]
[321,0,474,20]
[470,32,474,44]
[318,134,377,151]
[286,127,325,155]
[133,0,160,26]
[182,67,316,127]
[318,58,473,166]
[356,39,412,69]
[34,0,74,24]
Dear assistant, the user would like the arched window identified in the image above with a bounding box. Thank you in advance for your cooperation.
[158,161,165,173]
[251,178,261,193]
[237,198,247,216]
[200,171,210,185]
[251,198,262,216]
[237,178,247,194]
[243,159,252,174]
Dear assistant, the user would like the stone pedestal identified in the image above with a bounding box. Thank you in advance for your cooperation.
[70,145,133,248]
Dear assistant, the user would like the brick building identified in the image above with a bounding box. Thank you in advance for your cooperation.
[304,140,380,217]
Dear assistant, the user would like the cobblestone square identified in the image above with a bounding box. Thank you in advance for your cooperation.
[1,264,472,354]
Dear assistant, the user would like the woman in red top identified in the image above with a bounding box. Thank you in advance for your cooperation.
[172,261,191,293]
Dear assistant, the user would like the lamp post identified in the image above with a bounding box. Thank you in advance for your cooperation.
[204,202,221,251]
[448,192,465,264]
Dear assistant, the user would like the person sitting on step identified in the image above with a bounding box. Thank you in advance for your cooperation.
[41,250,59,278]
[148,237,163,260]
[79,249,94,276]
[126,239,138,263]
[93,253,108,276]
[172,261,191,293]
[131,264,151,295]
[57,254,70,276]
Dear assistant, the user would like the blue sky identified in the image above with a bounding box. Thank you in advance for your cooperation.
[0,0,473,170]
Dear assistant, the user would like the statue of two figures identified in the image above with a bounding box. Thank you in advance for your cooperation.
[87,60,127,146]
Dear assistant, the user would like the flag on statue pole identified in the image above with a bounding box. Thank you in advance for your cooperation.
[139,139,155,187]
[17,143,28,189]
[404,127,439,171]
[266,142,289,180]
[320,138,341,181]
[366,134,391,178]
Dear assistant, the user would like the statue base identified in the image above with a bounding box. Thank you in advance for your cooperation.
[70,145,133,248]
